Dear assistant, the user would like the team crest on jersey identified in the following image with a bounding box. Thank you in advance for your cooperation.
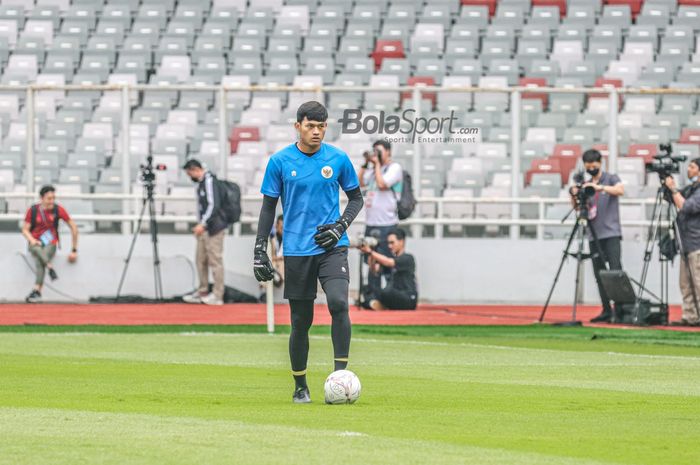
[321,166,333,178]
[291,170,297,177]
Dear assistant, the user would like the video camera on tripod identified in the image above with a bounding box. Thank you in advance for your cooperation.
[116,155,168,301]
[646,143,687,183]
[571,172,596,212]
[139,156,167,188]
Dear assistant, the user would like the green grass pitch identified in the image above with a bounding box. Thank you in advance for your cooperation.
[1,325,699,465]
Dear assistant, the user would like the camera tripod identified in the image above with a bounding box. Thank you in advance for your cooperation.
[637,183,700,323]
[116,164,163,301]
[539,205,608,325]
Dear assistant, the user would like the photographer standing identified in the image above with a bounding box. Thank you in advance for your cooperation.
[21,185,79,302]
[570,149,625,323]
[359,139,403,297]
[182,159,227,306]
[664,158,700,326]
[359,228,417,310]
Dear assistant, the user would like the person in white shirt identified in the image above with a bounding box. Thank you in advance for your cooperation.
[358,139,403,302]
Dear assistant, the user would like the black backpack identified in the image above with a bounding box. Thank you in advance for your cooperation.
[214,177,242,225]
[393,170,417,220]
[30,204,61,244]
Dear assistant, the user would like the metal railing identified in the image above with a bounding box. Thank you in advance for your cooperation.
[2,83,699,238]
[0,190,666,240]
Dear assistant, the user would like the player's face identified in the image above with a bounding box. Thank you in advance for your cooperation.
[295,118,327,150]
[41,191,56,209]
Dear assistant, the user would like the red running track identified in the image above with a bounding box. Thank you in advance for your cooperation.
[0,303,697,331]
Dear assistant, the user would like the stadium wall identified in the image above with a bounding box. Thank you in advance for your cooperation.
[0,234,683,305]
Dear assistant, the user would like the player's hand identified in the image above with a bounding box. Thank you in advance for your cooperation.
[29,238,41,247]
[314,220,347,251]
[253,237,275,282]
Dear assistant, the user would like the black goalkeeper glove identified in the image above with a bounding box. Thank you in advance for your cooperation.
[253,236,275,282]
[314,218,349,251]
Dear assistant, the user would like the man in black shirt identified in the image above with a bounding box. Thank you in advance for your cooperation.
[359,228,418,310]
[664,158,700,326]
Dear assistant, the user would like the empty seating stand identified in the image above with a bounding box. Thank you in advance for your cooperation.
[0,0,695,238]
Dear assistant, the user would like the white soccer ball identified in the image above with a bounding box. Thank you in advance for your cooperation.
[324,370,361,404]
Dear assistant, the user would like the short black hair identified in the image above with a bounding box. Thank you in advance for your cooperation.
[388,228,407,241]
[296,101,328,123]
[39,185,55,197]
[582,149,602,163]
[373,139,391,151]
[690,158,700,169]
[182,159,203,170]
[276,214,283,222]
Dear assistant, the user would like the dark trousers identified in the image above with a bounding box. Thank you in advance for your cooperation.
[364,225,397,297]
[589,236,623,315]
[378,288,417,310]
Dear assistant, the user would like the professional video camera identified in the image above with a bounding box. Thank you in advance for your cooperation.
[646,143,687,181]
[139,155,167,187]
[570,171,596,212]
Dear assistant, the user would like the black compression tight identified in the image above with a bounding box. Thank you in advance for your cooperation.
[323,278,351,371]
[288,279,351,388]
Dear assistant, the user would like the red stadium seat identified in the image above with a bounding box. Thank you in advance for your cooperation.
[552,145,582,179]
[679,0,700,4]
[680,129,700,146]
[590,78,624,106]
[229,126,260,154]
[461,0,497,16]
[605,0,643,18]
[627,144,658,163]
[553,144,582,159]
[532,0,567,16]
[402,77,437,109]
[520,77,548,109]
[526,158,565,186]
[371,40,405,71]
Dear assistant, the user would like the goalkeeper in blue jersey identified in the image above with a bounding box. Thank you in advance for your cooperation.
[253,101,364,403]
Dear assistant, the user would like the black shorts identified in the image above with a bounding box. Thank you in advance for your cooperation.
[284,247,350,300]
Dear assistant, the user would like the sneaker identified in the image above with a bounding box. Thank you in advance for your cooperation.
[201,293,224,306]
[182,291,204,304]
[293,387,311,404]
[48,268,58,281]
[26,289,41,303]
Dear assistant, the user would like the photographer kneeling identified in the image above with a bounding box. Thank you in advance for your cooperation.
[569,149,625,323]
[664,158,700,326]
[359,228,417,311]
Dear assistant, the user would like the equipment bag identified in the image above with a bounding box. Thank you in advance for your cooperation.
[393,170,417,220]
[215,177,242,225]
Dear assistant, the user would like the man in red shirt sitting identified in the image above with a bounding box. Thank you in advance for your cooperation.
[21,185,79,302]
